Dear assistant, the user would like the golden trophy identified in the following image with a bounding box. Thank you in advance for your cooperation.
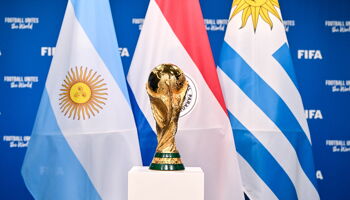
[146,64,188,171]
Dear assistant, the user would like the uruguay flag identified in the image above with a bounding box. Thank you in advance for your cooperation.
[128,0,244,199]
[21,0,141,199]
[217,0,319,199]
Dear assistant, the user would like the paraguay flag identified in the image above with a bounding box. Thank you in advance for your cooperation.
[217,0,319,199]
[127,0,244,199]
[21,0,141,199]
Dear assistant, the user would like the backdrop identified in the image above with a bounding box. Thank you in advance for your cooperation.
[0,0,349,199]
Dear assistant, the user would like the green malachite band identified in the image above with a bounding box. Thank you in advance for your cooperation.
[149,163,185,171]
[154,152,181,158]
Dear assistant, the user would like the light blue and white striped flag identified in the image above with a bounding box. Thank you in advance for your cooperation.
[217,0,319,199]
[21,0,141,199]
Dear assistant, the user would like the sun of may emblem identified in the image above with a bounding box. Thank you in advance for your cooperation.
[230,0,282,31]
[59,66,108,120]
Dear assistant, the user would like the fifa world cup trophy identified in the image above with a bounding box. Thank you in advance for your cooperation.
[146,64,188,170]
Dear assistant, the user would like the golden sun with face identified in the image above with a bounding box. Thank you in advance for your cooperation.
[59,66,108,120]
[230,0,282,31]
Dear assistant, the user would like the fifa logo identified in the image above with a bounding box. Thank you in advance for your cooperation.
[297,50,323,59]
[305,109,323,119]
[41,47,56,56]
[118,47,130,57]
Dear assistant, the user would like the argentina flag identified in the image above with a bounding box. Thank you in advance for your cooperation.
[21,0,141,199]
[217,0,319,199]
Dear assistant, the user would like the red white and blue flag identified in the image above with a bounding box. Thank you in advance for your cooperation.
[127,0,244,199]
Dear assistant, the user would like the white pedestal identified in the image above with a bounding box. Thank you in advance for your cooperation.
[128,166,204,200]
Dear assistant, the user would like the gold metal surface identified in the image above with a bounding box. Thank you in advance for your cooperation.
[146,64,188,167]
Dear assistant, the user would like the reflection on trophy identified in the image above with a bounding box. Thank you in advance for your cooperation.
[146,64,188,171]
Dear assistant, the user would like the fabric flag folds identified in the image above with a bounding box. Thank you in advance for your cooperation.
[21,0,141,199]
[127,0,244,199]
[217,0,319,200]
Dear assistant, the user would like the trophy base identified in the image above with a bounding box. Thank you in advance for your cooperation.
[149,163,185,171]
[149,152,185,171]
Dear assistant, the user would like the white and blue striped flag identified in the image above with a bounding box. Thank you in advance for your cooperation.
[21,0,141,199]
[217,0,319,199]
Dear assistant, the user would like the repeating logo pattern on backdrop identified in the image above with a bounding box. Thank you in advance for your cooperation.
[1,0,349,199]
[4,17,39,30]
[59,67,108,120]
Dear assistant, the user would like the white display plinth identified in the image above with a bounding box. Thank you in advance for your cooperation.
[128,166,204,200]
